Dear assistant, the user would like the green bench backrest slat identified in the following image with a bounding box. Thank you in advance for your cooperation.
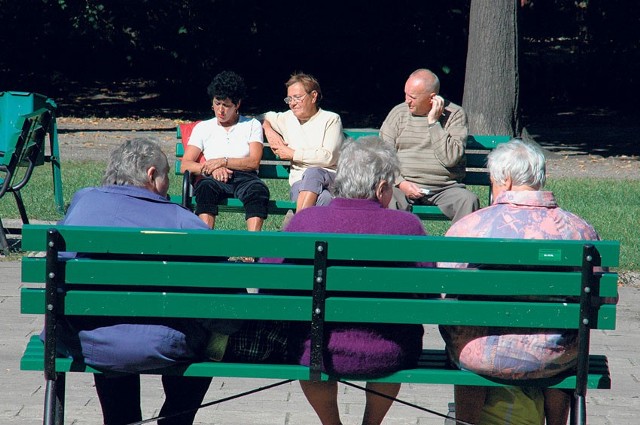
[21,288,312,320]
[174,129,507,176]
[174,143,291,178]
[326,267,618,298]
[325,298,617,329]
[21,287,616,330]
[20,225,620,267]
[466,134,512,149]
[343,128,379,139]
[21,225,620,267]
[257,164,290,179]
[21,257,618,299]
[21,257,314,290]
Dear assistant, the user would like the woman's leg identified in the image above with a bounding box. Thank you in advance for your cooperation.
[194,178,228,229]
[296,190,319,211]
[291,168,335,212]
[94,374,142,425]
[543,388,571,425]
[361,382,401,425]
[159,375,213,425]
[198,213,216,229]
[234,172,269,231]
[246,216,264,231]
[299,380,342,425]
[454,385,487,425]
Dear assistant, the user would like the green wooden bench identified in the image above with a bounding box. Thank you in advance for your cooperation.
[171,122,510,220]
[20,224,618,425]
[0,92,64,214]
[0,108,53,253]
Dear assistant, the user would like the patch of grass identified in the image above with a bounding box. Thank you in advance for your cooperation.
[2,161,638,270]
[0,160,105,221]
[546,179,640,271]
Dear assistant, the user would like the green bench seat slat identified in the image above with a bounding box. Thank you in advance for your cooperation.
[20,335,610,389]
[20,225,621,268]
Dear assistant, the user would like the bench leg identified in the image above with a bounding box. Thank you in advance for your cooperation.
[12,190,29,224]
[43,373,65,425]
[0,219,9,254]
[570,393,586,425]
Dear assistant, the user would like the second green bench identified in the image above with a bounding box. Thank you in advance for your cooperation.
[171,122,509,220]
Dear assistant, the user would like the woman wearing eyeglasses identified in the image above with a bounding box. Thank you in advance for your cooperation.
[263,72,344,214]
[181,70,270,231]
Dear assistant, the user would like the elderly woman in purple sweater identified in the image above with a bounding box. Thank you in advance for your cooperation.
[272,137,428,425]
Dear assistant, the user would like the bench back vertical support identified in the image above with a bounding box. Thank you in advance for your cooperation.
[309,241,328,381]
[573,244,599,425]
[44,228,65,425]
[182,170,193,210]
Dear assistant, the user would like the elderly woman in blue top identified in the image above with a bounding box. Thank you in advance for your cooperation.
[181,70,269,231]
[51,138,212,425]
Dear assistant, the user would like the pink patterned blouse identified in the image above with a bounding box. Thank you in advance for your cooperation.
[439,190,599,380]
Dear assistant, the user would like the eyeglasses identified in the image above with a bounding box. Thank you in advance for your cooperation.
[284,93,308,105]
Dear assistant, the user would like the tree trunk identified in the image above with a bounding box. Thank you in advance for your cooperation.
[463,0,520,136]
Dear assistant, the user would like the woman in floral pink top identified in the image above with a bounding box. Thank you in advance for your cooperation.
[439,139,600,425]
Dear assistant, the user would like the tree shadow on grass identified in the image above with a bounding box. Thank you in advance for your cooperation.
[524,108,640,159]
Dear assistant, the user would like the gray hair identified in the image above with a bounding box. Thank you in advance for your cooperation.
[487,139,546,189]
[332,136,399,199]
[102,138,169,187]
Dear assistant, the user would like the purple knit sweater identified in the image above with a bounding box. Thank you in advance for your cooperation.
[277,198,428,378]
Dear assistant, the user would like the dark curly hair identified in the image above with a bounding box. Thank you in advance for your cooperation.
[207,71,246,104]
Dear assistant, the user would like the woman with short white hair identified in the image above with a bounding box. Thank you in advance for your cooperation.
[440,139,601,425]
